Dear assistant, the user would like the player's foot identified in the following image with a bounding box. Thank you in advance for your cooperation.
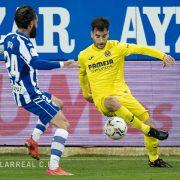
[149,158,172,168]
[148,127,168,140]
[46,167,74,176]
[25,138,39,160]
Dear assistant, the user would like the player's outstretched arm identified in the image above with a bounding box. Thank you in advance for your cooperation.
[119,43,175,67]
[30,58,78,70]
[63,59,79,68]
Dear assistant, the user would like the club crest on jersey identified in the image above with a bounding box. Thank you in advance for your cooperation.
[104,50,111,57]
[7,41,13,49]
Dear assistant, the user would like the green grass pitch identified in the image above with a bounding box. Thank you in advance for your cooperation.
[0,154,180,180]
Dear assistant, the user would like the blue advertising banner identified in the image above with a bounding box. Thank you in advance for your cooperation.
[0,0,179,60]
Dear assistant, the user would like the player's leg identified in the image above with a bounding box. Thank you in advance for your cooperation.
[24,92,73,175]
[118,93,159,162]
[104,96,149,134]
[138,113,172,167]
[46,110,73,176]
[138,113,159,162]
[51,95,64,108]
[25,94,64,159]
[37,94,73,175]
[31,119,49,142]
[25,118,50,160]
[118,94,159,162]
[30,94,64,142]
[103,96,168,140]
[120,93,171,167]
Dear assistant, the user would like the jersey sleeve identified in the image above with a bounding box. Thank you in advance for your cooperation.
[30,57,61,70]
[118,42,165,60]
[78,52,91,98]
[18,37,61,70]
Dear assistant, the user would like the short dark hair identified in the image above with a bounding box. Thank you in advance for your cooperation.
[14,5,37,29]
[91,18,109,31]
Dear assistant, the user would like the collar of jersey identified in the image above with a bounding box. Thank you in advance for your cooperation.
[16,31,29,40]
[92,43,108,51]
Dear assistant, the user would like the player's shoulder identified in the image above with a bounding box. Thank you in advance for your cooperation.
[117,41,128,46]
[107,40,119,47]
[16,32,32,46]
[107,40,127,48]
[4,33,17,42]
[4,32,29,46]
[78,44,93,58]
[3,33,19,50]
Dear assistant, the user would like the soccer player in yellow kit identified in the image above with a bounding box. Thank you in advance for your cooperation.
[78,18,175,167]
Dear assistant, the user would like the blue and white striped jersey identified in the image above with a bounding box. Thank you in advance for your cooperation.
[3,31,42,106]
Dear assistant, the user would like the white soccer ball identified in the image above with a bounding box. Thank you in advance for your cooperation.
[104,116,127,140]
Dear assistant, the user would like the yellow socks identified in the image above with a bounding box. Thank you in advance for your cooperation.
[115,105,150,134]
[144,135,159,162]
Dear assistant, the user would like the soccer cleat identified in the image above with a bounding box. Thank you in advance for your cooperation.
[25,138,40,160]
[46,167,74,176]
[149,158,172,168]
[148,127,169,140]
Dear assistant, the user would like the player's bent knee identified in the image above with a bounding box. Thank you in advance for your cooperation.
[104,97,121,112]
[51,111,70,130]
[138,112,150,122]
[52,95,64,108]
[56,99,64,108]
[52,118,69,130]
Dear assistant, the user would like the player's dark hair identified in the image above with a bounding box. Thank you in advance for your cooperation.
[91,18,109,31]
[14,5,37,29]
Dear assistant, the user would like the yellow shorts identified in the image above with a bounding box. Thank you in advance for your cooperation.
[95,90,148,118]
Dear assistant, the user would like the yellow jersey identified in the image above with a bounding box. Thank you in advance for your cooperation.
[78,40,165,105]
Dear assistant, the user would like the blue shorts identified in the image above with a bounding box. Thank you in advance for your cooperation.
[23,92,60,125]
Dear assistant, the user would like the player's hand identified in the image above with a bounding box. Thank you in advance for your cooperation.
[84,94,94,103]
[162,54,175,68]
[63,60,79,68]
[85,97,94,103]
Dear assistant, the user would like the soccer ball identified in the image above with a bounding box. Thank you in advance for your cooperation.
[104,116,127,140]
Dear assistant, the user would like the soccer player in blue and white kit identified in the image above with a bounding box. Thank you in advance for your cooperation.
[2,6,77,176]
